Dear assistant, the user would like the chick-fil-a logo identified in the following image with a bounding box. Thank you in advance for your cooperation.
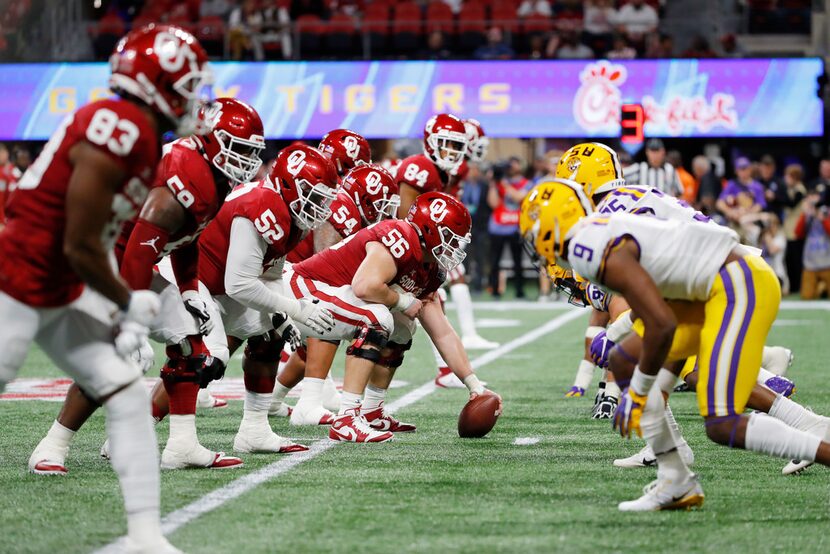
[573,61,627,132]
[642,93,739,135]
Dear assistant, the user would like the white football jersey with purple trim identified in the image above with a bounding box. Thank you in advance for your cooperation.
[564,212,738,301]
[596,185,711,224]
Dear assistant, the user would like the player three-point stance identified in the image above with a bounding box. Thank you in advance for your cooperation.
[522,180,830,511]
[270,161,400,425]
[287,192,500,441]
[1,24,211,553]
[29,97,265,473]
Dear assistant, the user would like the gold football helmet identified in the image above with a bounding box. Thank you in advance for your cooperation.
[556,142,625,202]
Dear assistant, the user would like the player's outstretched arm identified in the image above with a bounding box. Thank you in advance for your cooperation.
[396,183,420,218]
[64,142,132,308]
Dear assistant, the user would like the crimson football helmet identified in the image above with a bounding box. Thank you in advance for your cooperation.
[268,144,339,230]
[341,164,400,225]
[406,191,471,272]
[109,24,213,136]
[423,114,468,173]
[196,98,265,186]
[464,118,489,162]
[318,129,371,176]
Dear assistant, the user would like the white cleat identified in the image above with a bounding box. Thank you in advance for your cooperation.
[613,443,695,468]
[161,442,243,470]
[233,427,309,454]
[322,375,342,413]
[28,439,69,476]
[462,334,500,350]
[100,439,111,460]
[268,401,293,417]
[763,346,794,376]
[123,536,183,554]
[782,418,830,475]
[290,403,335,426]
[197,388,228,409]
[618,474,705,512]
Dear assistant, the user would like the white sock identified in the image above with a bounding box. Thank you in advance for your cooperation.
[362,384,387,412]
[656,368,677,395]
[450,283,477,339]
[604,380,621,400]
[242,392,271,429]
[298,377,324,406]
[168,414,198,446]
[744,412,822,461]
[664,405,688,448]
[45,420,76,449]
[641,386,692,482]
[757,367,776,386]
[573,359,595,390]
[769,395,828,432]
[339,391,361,415]
[103,380,162,541]
[271,381,292,404]
[430,335,448,369]
[762,345,790,375]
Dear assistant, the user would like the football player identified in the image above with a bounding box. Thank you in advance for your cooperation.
[193,143,339,454]
[394,114,497,391]
[29,97,265,473]
[523,180,830,511]
[287,192,500,441]
[0,25,211,553]
[271,162,400,425]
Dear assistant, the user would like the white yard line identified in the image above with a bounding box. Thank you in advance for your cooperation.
[93,309,583,553]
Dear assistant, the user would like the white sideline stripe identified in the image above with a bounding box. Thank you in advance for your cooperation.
[443,300,830,311]
[513,437,541,446]
[92,308,584,553]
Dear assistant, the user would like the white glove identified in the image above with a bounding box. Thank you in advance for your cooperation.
[393,291,423,319]
[115,290,161,360]
[292,299,335,335]
[130,338,156,374]
[272,312,302,350]
[182,290,214,335]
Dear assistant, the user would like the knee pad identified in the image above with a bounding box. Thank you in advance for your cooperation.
[347,325,389,362]
[244,330,284,364]
[378,340,412,369]
[161,336,224,388]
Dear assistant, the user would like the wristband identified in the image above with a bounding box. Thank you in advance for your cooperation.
[630,367,657,396]
[393,291,416,312]
[462,374,485,395]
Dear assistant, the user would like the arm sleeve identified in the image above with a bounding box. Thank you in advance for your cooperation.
[170,240,200,293]
[224,217,302,317]
[120,219,170,290]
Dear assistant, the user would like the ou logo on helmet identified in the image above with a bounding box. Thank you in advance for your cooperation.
[286,150,307,177]
[342,135,360,160]
[364,171,384,195]
[202,102,223,130]
[154,31,197,73]
[429,198,448,223]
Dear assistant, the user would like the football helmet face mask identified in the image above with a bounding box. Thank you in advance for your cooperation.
[197,98,265,186]
[341,164,400,225]
[406,192,471,272]
[556,142,624,202]
[268,144,339,230]
[109,24,213,136]
[318,129,371,176]
[423,114,468,173]
[519,179,594,267]
[464,118,489,162]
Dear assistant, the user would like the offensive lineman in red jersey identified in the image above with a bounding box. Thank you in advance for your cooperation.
[189,143,338,455]
[29,98,265,472]
[287,192,501,442]
[271,163,400,426]
[0,25,211,553]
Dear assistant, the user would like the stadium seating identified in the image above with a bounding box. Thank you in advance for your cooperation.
[195,16,225,58]
[392,2,423,55]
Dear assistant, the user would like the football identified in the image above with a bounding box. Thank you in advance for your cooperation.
[458,393,500,438]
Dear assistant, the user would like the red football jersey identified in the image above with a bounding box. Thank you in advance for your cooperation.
[395,154,446,195]
[286,191,362,264]
[0,99,159,307]
[294,219,445,299]
[199,179,305,295]
[0,162,18,226]
[116,136,223,261]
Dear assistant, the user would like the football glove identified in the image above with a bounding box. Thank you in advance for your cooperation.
[589,330,615,369]
[115,290,160,360]
[613,387,648,439]
[272,311,302,350]
[293,299,335,335]
[182,290,214,335]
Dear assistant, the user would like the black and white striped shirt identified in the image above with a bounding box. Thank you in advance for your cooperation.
[623,161,684,197]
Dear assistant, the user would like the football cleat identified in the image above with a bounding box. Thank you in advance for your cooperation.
[764,375,796,398]
[268,402,293,418]
[197,388,228,409]
[673,382,692,393]
[100,439,111,460]
[321,374,342,413]
[461,334,500,350]
[233,429,309,454]
[764,346,794,376]
[435,367,465,388]
[592,395,618,419]
[290,403,335,426]
[613,443,695,468]
[618,474,704,512]
[364,404,417,432]
[782,416,830,475]
[28,439,69,476]
[329,410,394,443]
[161,443,243,470]
[565,386,586,398]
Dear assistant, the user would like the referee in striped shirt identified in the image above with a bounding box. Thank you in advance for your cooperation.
[622,138,684,197]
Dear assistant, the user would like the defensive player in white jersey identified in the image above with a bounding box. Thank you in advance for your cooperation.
[522,180,830,511]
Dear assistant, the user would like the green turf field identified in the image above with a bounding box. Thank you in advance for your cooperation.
[1,302,829,554]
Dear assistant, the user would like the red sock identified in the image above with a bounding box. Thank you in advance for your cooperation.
[164,379,199,415]
[244,372,277,394]
[438,366,452,376]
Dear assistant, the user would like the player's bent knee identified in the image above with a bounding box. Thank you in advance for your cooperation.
[346,325,390,362]
[378,340,412,368]
[162,340,226,388]
[608,346,637,387]
[704,415,742,447]
[244,331,284,364]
